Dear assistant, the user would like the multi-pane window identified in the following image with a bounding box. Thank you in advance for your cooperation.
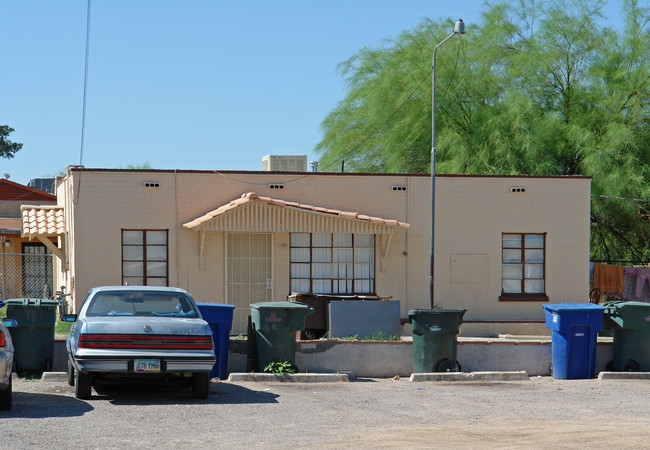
[122,230,168,286]
[290,233,375,295]
[501,233,546,299]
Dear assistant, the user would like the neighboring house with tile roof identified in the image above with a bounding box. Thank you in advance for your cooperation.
[0,178,58,300]
[23,167,592,335]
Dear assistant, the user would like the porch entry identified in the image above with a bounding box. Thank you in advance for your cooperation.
[226,233,273,334]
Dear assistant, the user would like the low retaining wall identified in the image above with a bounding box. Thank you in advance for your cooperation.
[227,338,613,378]
[54,338,614,378]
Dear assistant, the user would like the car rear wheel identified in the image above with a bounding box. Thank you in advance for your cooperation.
[192,372,210,399]
[67,358,75,386]
[0,375,12,411]
[75,369,92,400]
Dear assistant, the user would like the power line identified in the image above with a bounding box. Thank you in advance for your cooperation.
[319,69,432,173]
[319,38,463,173]
[592,194,649,203]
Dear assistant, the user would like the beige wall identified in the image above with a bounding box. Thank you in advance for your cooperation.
[434,176,591,320]
[58,170,590,327]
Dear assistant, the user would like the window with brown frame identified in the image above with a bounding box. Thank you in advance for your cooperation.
[499,233,548,302]
[122,229,168,286]
[290,233,375,295]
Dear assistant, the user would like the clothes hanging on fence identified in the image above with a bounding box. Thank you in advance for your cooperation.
[624,267,650,301]
[593,263,624,296]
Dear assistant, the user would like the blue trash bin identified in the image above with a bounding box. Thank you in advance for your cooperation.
[196,303,235,379]
[543,303,605,379]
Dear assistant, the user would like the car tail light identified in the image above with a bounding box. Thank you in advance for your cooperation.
[0,331,6,347]
[78,334,213,350]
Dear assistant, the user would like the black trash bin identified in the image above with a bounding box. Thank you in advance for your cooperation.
[408,308,467,373]
[602,301,650,372]
[5,298,58,373]
[250,302,313,372]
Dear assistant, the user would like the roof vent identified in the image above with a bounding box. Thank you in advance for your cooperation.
[144,181,160,188]
[510,186,526,193]
[392,185,407,192]
[269,184,284,190]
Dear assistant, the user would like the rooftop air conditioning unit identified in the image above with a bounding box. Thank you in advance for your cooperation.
[262,155,308,172]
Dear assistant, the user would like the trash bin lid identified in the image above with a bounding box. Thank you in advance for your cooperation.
[251,301,312,310]
[4,298,59,307]
[408,308,468,316]
[602,301,650,310]
[543,302,604,312]
[196,302,235,310]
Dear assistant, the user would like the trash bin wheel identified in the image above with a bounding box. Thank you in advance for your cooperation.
[622,359,640,372]
[605,360,615,372]
[436,358,461,372]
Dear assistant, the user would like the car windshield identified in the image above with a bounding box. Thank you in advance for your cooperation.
[86,291,199,317]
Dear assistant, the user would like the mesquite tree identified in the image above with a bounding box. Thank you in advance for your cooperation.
[316,0,649,262]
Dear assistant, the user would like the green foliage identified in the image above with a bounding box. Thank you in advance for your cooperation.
[317,0,650,262]
[336,332,401,341]
[120,162,153,169]
[263,360,296,375]
[55,318,72,336]
[0,125,23,159]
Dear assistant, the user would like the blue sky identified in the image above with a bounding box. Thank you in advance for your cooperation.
[2,0,625,186]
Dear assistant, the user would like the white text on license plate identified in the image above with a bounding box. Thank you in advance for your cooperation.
[134,359,161,373]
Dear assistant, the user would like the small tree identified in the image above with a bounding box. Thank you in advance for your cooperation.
[0,125,22,159]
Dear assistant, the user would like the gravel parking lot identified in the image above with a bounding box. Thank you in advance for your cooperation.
[3,375,650,448]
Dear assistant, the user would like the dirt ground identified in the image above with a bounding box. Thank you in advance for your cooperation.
[4,375,650,449]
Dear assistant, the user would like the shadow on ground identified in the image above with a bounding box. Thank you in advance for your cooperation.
[90,381,280,406]
[4,391,93,418]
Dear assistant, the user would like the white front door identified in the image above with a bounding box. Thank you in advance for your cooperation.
[226,233,273,334]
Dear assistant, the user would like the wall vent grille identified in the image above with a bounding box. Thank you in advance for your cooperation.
[144,182,160,188]
[392,185,407,192]
[510,186,526,193]
[269,184,285,190]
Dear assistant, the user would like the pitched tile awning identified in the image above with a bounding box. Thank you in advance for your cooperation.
[183,192,410,234]
[21,205,66,237]
[21,205,67,265]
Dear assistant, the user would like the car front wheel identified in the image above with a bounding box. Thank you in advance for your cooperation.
[75,368,92,400]
[0,375,12,410]
[192,372,210,399]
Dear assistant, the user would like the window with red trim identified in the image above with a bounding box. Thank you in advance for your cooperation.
[500,233,548,301]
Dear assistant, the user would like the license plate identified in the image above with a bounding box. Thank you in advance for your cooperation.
[134,359,161,373]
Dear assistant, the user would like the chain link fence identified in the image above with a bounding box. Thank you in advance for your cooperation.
[0,253,54,301]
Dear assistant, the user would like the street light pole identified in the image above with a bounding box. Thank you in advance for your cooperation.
[430,19,465,309]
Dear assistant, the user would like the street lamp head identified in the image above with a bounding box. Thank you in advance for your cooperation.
[454,19,465,35]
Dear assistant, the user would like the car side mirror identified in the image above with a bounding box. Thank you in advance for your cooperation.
[2,318,18,328]
[61,314,78,322]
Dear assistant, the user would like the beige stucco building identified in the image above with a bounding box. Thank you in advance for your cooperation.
[22,166,591,335]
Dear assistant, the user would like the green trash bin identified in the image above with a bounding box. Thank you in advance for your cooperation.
[250,302,314,372]
[5,298,58,373]
[602,301,650,372]
[409,308,467,373]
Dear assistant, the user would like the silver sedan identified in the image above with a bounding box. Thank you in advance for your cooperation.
[1,301,18,411]
[64,286,216,400]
